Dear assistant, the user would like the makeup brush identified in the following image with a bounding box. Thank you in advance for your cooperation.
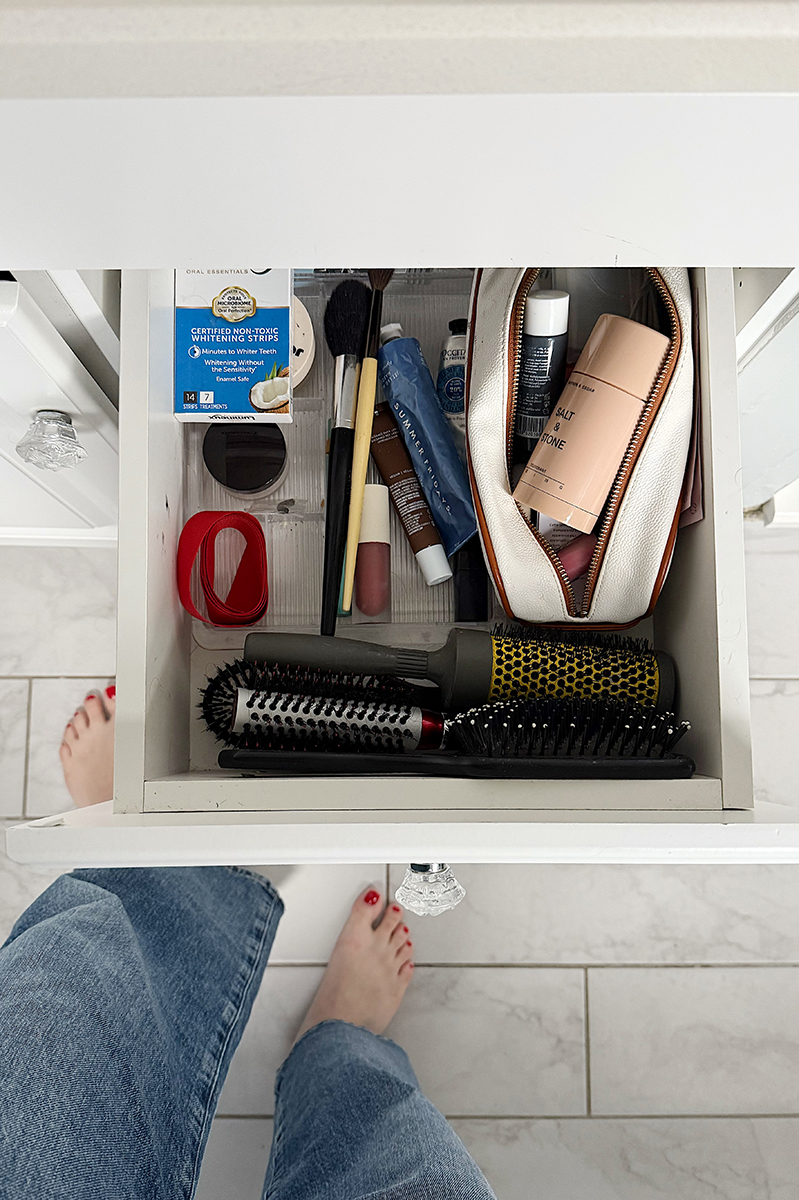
[342,269,394,614]
[321,280,370,636]
[244,625,676,714]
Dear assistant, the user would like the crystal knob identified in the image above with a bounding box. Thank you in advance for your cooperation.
[395,863,466,917]
[16,410,88,472]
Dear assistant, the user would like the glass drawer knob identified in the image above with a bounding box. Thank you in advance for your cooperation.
[395,863,466,917]
[16,410,88,472]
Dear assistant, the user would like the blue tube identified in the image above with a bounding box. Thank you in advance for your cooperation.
[377,337,477,558]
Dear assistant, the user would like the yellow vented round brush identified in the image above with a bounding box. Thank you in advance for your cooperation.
[244,625,675,714]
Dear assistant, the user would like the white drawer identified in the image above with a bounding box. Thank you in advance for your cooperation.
[13,265,785,869]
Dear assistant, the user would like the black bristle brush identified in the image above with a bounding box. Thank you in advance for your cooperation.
[321,280,371,636]
[200,658,443,752]
[216,692,694,779]
[446,697,691,761]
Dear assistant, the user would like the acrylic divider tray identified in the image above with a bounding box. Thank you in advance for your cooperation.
[183,269,486,653]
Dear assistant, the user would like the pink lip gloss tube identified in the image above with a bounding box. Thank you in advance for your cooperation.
[355,484,391,623]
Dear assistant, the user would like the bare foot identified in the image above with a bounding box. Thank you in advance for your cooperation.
[59,688,116,807]
[296,887,414,1041]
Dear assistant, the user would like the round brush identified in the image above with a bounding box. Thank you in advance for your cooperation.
[244,625,676,713]
[321,280,371,636]
[200,659,444,753]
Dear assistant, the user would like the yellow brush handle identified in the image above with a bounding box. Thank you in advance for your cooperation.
[342,355,378,611]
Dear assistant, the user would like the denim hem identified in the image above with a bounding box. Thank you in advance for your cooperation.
[275,1019,405,1096]
[186,876,283,1199]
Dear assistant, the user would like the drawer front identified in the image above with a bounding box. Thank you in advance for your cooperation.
[109,267,752,854]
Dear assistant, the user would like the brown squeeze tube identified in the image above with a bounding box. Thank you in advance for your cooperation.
[370,400,453,587]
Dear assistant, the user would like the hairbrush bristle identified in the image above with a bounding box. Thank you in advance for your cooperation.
[447,698,689,760]
[493,622,651,655]
[199,658,430,749]
[367,269,394,293]
[230,691,422,753]
[323,280,371,359]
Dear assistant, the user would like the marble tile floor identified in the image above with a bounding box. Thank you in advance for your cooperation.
[2,530,799,1197]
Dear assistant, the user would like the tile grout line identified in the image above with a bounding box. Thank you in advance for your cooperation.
[21,678,33,819]
[262,960,799,969]
[212,1111,799,1122]
[584,968,592,1117]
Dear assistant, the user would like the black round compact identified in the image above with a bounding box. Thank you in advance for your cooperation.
[202,424,289,496]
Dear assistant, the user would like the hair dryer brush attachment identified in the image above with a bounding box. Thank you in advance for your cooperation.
[244,627,675,713]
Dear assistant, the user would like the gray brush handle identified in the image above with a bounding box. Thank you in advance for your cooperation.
[244,632,430,680]
[243,627,494,712]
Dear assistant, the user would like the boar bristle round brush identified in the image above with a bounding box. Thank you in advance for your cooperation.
[244,625,676,714]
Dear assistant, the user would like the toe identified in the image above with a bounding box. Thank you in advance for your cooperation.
[59,741,71,763]
[84,694,107,724]
[389,920,410,947]
[350,886,384,924]
[72,708,89,732]
[398,959,414,981]
[63,722,79,746]
[396,934,413,961]
[378,904,405,942]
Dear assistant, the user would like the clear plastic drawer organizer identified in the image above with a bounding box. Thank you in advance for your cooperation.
[184,269,481,652]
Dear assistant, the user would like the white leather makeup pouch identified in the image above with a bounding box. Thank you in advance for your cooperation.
[465,267,694,627]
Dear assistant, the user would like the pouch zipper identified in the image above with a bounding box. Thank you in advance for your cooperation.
[505,269,577,615]
[578,268,681,616]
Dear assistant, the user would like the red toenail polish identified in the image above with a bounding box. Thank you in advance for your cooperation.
[105,686,116,700]
[364,890,380,905]
[406,940,412,946]
[403,925,409,933]
[392,905,401,912]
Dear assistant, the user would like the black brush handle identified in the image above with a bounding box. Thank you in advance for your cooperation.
[219,748,696,780]
[321,426,355,635]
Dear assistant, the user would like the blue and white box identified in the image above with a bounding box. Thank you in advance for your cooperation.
[174,269,294,423]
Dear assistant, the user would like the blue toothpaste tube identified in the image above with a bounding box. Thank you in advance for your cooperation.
[377,324,477,558]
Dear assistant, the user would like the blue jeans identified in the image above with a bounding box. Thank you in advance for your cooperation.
[0,867,495,1200]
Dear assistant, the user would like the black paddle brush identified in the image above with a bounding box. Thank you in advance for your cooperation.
[321,280,371,635]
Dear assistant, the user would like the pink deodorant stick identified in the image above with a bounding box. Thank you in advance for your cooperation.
[355,484,391,622]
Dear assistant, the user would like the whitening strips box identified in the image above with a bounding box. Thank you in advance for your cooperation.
[174,269,294,423]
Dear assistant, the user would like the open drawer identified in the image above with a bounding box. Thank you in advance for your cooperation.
[9,266,770,868]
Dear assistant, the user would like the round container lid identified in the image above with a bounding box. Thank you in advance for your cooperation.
[415,541,453,586]
[524,290,570,338]
[292,296,316,388]
[574,314,671,400]
[359,484,391,545]
[449,318,468,336]
[202,424,288,495]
